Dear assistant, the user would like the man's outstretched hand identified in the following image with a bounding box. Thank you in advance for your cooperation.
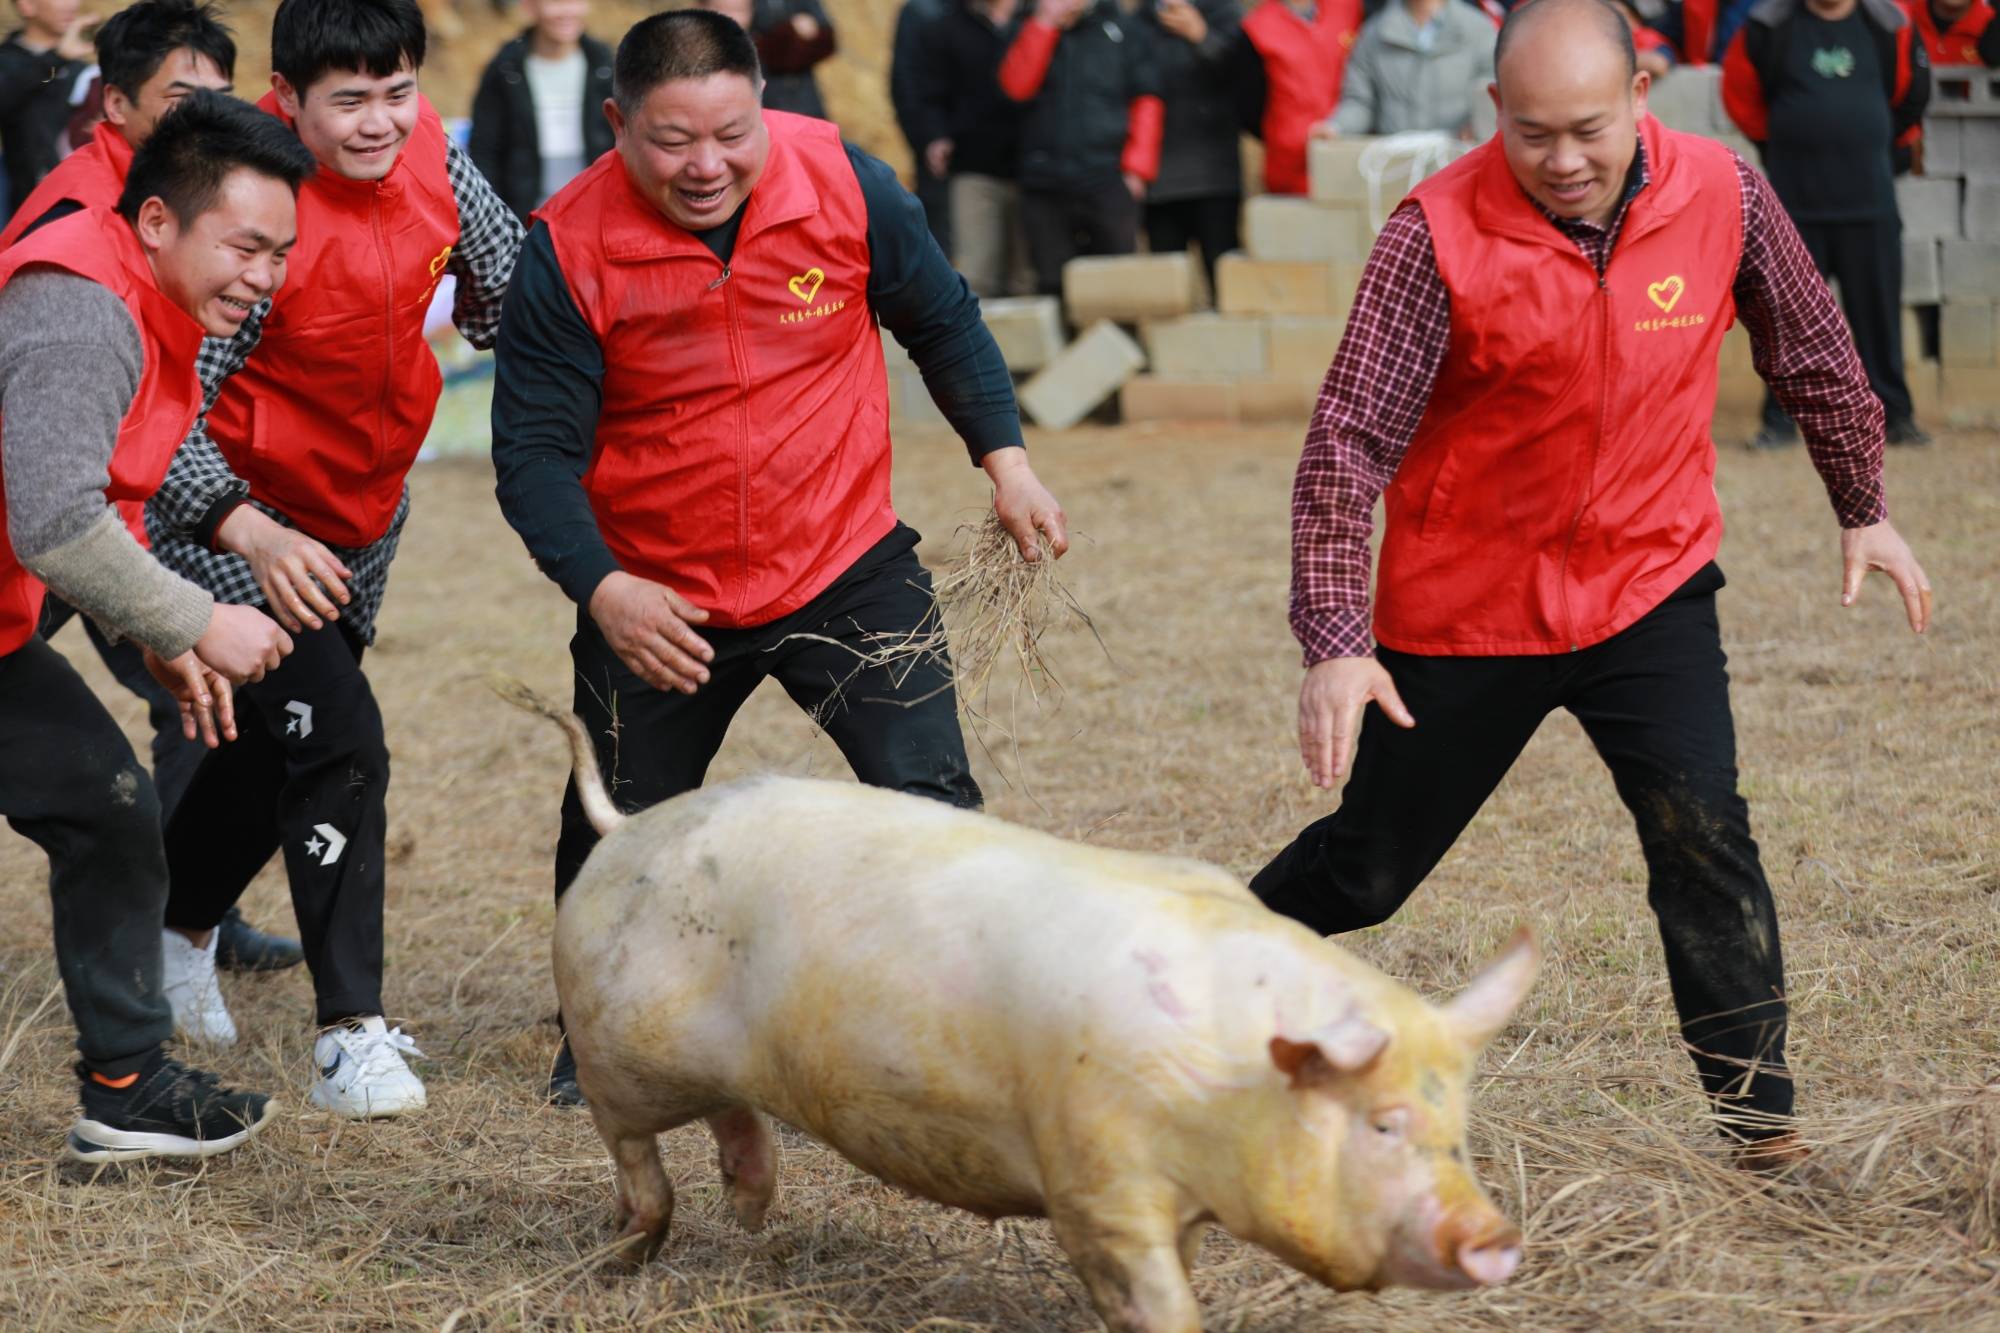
[1298,656,1415,789]
[1840,519,1932,634]
[983,446,1069,563]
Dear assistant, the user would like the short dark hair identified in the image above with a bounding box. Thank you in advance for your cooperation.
[96,0,236,99]
[118,89,317,223]
[270,0,427,97]
[1495,0,1637,82]
[614,10,762,117]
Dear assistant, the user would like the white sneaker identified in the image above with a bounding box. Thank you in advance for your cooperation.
[308,1017,427,1119]
[160,929,237,1046]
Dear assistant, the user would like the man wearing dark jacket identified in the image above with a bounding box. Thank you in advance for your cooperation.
[491,12,1069,1106]
[1,0,93,216]
[890,0,954,247]
[1723,0,1931,446]
[469,0,616,220]
[912,0,1029,297]
[1144,0,1243,290]
[999,0,1165,297]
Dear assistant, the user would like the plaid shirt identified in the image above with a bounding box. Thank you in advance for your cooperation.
[145,137,522,643]
[1290,143,1888,664]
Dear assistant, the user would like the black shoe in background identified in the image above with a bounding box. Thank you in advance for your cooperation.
[1886,418,1933,447]
[68,1050,278,1163]
[546,1038,585,1108]
[215,906,305,973]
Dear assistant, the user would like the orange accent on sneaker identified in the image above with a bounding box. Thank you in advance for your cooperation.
[88,1070,142,1089]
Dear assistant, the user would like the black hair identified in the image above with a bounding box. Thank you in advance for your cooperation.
[118,89,317,223]
[270,0,427,97]
[96,0,236,99]
[613,10,762,117]
[1495,0,1638,82]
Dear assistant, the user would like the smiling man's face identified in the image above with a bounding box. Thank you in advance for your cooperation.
[276,60,421,182]
[608,70,768,231]
[1491,13,1646,228]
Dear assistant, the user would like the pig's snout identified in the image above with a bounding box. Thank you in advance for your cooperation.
[1454,1236,1521,1286]
[1435,1210,1522,1288]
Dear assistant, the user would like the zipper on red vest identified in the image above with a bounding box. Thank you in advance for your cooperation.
[373,189,394,472]
[1558,272,1613,652]
[721,266,752,624]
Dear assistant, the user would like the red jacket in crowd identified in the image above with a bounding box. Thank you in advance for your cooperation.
[1241,0,1362,194]
[1901,0,1994,63]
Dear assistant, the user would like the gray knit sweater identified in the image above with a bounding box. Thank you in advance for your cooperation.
[0,270,213,658]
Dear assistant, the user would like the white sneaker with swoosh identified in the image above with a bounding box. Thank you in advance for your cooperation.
[309,1016,427,1119]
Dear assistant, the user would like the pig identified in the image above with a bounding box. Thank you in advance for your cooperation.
[528,698,1539,1333]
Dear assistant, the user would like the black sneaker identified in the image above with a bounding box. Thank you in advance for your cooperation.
[67,1051,278,1163]
[214,907,305,973]
[546,1038,585,1109]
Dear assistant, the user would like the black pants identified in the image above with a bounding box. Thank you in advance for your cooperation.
[37,595,203,817]
[1251,566,1793,1132]
[1020,180,1140,298]
[0,639,173,1074]
[162,620,388,1025]
[1145,194,1241,295]
[1763,215,1912,431]
[554,524,981,900]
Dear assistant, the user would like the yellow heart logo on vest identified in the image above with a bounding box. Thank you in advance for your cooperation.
[1646,275,1686,313]
[788,268,826,304]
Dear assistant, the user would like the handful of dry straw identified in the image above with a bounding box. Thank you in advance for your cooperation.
[795,512,1105,726]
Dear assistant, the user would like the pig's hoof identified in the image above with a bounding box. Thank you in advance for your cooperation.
[733,1196,771,1234]
[610,1217,669,1270]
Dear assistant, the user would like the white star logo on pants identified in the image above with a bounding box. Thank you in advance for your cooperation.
[285,701,314,738]
[305,823,347,866]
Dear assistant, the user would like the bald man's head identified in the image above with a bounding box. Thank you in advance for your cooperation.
[1496,0,1636,83]
[1486,0,1648,227]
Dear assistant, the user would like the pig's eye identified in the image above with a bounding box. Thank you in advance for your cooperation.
[1369,1108,1410,1141]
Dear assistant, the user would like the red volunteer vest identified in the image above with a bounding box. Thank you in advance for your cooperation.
[1903,0,1993,64]
[203,93,460,548]
[0,121,134,250]
[1242,0,1362,194]
[1379,117,1742,656]
[538,111,895,629]
[0,209,204,655]
[0,122,154,549]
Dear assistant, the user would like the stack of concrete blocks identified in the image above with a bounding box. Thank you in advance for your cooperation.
[1010,253,1203,429]
[1114,136,1436,423]
[1911,66,2000,427]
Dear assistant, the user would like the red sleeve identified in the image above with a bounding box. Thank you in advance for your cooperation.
[1121,94,1164,182]
[1682,0,1716,62]
[998,19,1061,101]
[1720,32,1769,140]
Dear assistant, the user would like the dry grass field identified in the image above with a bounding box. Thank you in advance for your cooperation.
[2,415,1996,1330]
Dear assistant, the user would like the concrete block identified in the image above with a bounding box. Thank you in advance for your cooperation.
[1017,319,1146,430]
[1216,253,1366,317]
[1965,118,2000,176]
[1940,301,1998,367]
[1922,118,1963,177]
[1141,314,1269,379]
[1307,136,1380,206]
[1941,365,2000,427]
[1118,375,1240,422]
[1244,195,1373,264]
[1904,236,1942,305]
[1964,179,2000,244]
[1062,253,1200,326]
[1908,360,1943,421]
[1266,316,1348,379]
[1931,64,2000,114]
[978,296,1066,373]
[1940,239,2000,301]
[1896,176,1962,240]
[1238,374,1325,421]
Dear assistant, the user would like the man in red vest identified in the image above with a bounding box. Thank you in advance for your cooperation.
[0,0,307,978]
[0,91,308,1162]
[1899,0,1993,64]
[140,0,523,1120]
[492,10,1069,1105]
[1251,0,1931,1170]
[1233,0,1362,193]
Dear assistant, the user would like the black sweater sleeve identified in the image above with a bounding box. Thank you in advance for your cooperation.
[489,222,620,607]
[847,142,1023,461]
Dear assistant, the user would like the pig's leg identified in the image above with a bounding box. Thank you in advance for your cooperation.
[706,1104,778,1232]
[590,1106,675,1267]
[1048,1205,1202,1333]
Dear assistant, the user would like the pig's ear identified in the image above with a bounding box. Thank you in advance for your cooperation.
[1269,1014,1390,1089]
[1443,927,1539,1051]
